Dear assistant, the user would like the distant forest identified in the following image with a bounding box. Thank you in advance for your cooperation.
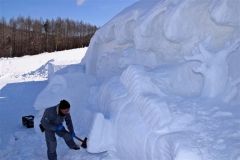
[0,17,98,57]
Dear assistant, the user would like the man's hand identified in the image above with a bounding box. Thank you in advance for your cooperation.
[56,124,65,132]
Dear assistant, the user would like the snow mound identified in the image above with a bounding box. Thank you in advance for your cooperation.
[0,48,87,89]
[80,0,240,159]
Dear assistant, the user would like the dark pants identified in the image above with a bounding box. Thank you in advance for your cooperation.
[45,130,77,160]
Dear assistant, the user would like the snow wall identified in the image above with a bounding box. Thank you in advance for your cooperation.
[83,0,240,102]
[82,0,240,159]
[35,0,240,160]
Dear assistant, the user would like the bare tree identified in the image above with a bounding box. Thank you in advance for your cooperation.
[0,16,98,57]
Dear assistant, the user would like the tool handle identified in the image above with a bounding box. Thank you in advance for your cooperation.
[74,136,83,142]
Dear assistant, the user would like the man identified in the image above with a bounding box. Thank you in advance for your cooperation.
[40,99,80,160]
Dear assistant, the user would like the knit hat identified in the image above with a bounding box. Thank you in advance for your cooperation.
[59,100,70,109]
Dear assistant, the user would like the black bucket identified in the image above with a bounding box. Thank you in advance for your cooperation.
[22,115,34,128]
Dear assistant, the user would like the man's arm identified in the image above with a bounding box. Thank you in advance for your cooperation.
[65,114,74,134]
[41,109,57,131]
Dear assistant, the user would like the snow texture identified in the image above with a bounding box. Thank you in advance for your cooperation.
[81,0,240,159]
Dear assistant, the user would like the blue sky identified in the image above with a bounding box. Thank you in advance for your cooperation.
[0,0,138,26]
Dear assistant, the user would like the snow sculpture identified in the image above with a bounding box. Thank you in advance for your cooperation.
[120,66,172,130]
[185,39,240,99]
[88,65,203,160]
[84,0,240,159]
[151,63,202,97]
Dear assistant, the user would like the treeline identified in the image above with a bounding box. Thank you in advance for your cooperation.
[0,17,98,57]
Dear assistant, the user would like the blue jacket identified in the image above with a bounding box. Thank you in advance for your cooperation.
[41,105,74,133]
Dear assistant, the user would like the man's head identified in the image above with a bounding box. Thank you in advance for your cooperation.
[59,100,70,115]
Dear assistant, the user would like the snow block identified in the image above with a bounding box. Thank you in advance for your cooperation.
[87,113,114,153]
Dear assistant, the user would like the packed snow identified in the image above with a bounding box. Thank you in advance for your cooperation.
[0,48,87,89]
[1,0,240,160]
[83,0,240,159]
[0,48,102,159]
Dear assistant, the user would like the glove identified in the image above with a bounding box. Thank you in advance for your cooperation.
[56,124,64,132]
[70,132,76,138]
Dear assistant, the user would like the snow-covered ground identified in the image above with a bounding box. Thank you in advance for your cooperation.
[0,48,87,89]
[1,0,240,160]
[0,48,102,159]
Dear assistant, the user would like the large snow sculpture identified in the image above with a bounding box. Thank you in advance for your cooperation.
[84,0,240,159]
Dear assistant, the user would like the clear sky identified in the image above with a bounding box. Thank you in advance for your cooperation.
[0,0,138,26]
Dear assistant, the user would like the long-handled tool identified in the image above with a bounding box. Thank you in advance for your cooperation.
[74,136,87,149]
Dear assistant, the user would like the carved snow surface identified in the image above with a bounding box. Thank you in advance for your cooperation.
[210,0,240,26]
[87,65,207,159]
[120,65,172,130]
[87,61,240,159]
[88,66,174,157]
[185,38,240,100]
[145,131,203,160]
[80,0,240,159]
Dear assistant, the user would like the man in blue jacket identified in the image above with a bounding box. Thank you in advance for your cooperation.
[40,100,80,160]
